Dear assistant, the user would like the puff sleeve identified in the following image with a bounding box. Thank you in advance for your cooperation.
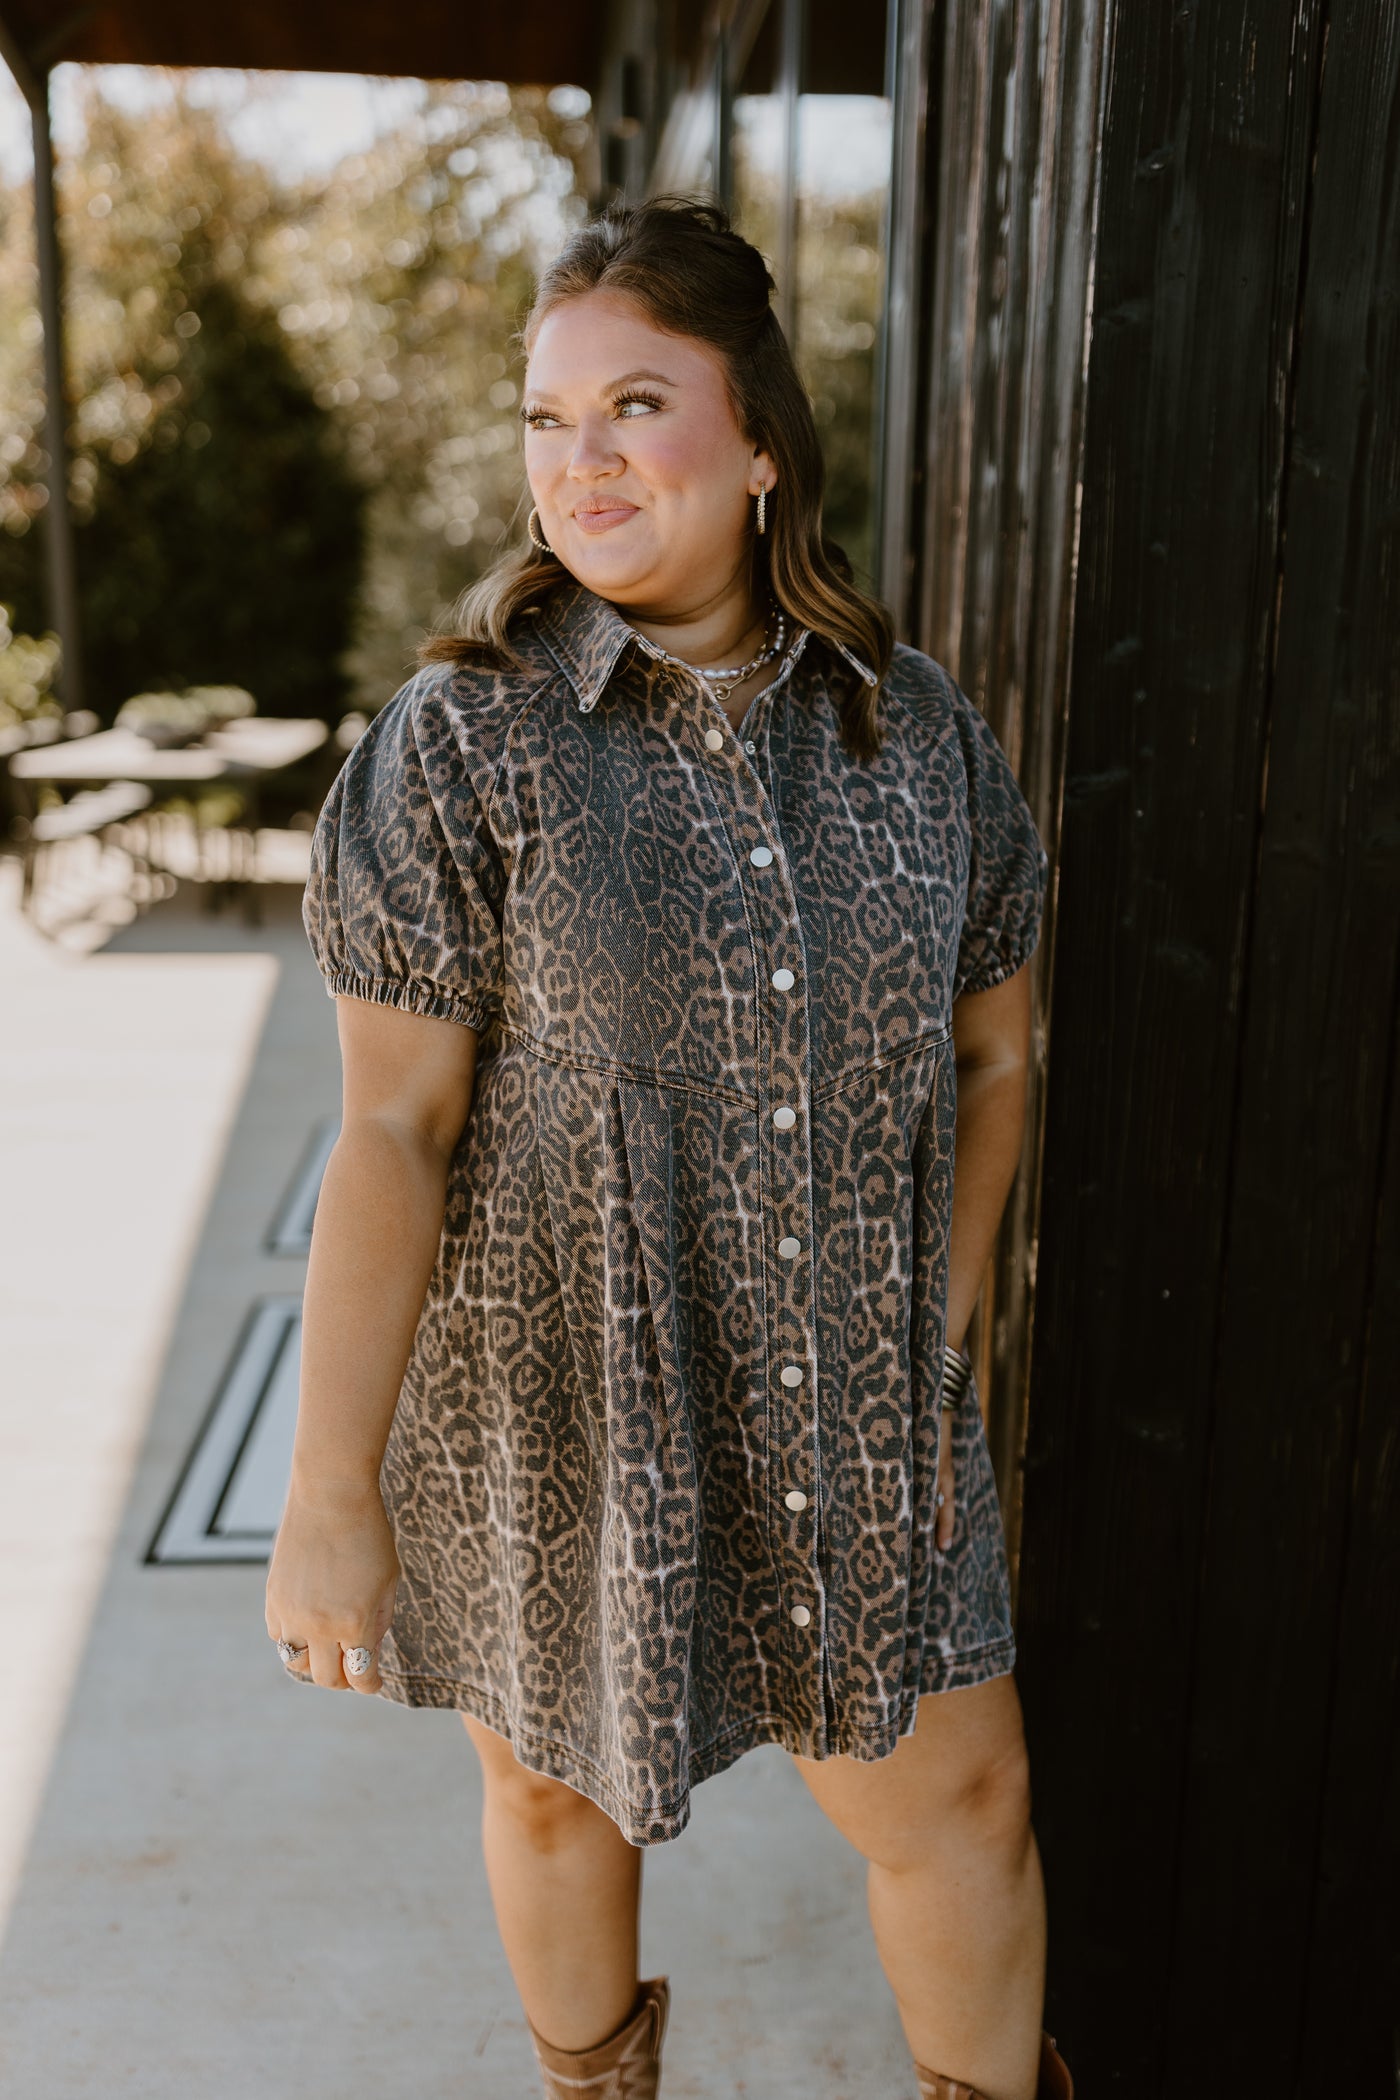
[302,671,506,1030]
[949,679,1050,1000]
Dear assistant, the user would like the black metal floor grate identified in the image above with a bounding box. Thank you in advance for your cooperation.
[147,1297,302,1564]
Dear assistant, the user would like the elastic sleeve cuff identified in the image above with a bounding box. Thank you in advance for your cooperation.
[322,970,494,1032]
[954,921,1042,998]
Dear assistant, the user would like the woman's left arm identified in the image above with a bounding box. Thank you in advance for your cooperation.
[939,963,1036,1540]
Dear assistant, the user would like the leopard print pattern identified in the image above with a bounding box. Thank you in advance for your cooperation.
[299,581,1049,1845]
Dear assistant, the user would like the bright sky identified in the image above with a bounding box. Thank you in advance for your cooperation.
[0,65,454,185]
[0,61,890,197]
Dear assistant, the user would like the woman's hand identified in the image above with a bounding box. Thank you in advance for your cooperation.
[936,1416,957,1553]
[265,1477,399,1694]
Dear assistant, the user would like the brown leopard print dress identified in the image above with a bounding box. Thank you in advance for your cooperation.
[299,580,1049,1845]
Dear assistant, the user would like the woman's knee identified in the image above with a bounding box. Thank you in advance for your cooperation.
[492,1769,605,1854]
[859,1742,1033,1876]
[464,1715,611,1854]
[798,1688,1035,1873]
[949,1737,1035,1855]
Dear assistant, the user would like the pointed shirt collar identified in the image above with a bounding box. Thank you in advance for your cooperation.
[534,579,875,714]
[536,582,643,712]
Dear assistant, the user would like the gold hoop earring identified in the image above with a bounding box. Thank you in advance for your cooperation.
[527,506,552,554]
[756,486,768,537]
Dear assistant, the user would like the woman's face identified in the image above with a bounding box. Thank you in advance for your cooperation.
[521,289,775,614]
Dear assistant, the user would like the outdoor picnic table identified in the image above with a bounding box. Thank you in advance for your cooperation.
[8,715,328,786]
[8,716,330,925]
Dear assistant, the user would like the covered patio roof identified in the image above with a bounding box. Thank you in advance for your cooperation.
[0,1,605,89]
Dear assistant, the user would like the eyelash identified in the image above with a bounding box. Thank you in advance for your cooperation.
[520,387,666,431]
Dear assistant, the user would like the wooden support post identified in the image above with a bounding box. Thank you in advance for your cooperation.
[28,68,84,715]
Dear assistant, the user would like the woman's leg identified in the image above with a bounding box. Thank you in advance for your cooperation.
[462,1713,644,2051]
[791,1672,1045,2100]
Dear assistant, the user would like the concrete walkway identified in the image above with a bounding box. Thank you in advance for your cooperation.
[0,845,916,2099]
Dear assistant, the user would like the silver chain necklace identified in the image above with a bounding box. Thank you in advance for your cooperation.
[641,602,787,703]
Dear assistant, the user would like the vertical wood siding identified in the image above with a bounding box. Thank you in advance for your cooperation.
[1165,3,1400,2079]
[1007,0,1400,2083]
[914,0,1108,1577]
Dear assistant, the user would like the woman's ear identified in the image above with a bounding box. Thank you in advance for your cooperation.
[749,447,777,498]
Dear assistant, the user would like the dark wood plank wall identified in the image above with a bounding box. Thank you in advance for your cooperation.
[1002,0,1400,2086]
[1169,5,1400,2082]
[914,0,1109,1581]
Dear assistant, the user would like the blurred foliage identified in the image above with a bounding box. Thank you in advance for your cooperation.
[0,70,886,724]
[116,683,256,745]
[0,75,590,722]
[731,94,889,586]
[795,192,886,587]
[0,602,61,727]
[77,278,365,719]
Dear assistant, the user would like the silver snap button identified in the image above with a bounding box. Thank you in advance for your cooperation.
[779,1364,803,1387]
[785,1489,808,1511]
[790,1604,812,1627]
[749,844,774,867]
[771,967,795,991]
[773,1105,797,1130]
[703,727,724,751]
[777,1236,801,1259]
[744,739,756,753]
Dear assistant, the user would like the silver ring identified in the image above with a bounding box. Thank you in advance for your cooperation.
[343,1645,374,1678]
[276,1639,308,1666]
[935,1492,946,1508]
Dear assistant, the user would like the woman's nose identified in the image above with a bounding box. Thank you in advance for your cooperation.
[566,415,623,478]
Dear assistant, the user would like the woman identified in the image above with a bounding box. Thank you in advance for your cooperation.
[266,196,1070,2100]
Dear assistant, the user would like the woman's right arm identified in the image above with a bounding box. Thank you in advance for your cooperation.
[264,994,479,1694]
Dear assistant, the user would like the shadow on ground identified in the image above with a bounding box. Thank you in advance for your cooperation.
[0,867,913,2100]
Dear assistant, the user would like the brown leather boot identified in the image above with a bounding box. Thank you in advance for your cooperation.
[915,2026,1074,2100]
[527,1976,671,2099]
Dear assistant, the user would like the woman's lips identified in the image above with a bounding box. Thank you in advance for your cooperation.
[572,503,639,535]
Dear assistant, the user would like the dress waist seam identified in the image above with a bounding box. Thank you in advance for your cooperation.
[808,1023,954,1103]
[491,1018,954,1106]
[494,1019,758,1108]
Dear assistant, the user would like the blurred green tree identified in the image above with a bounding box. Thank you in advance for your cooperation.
[72,276,363,719]
[0,74,590,722]
[0,89,364,719]
[254,79,589,701]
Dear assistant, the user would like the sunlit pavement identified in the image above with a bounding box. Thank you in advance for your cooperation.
[0,842,913,2099]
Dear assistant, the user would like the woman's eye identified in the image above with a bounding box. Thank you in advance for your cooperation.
[520,393,662,428]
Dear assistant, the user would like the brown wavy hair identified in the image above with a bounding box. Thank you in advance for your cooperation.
[419,194,892,759]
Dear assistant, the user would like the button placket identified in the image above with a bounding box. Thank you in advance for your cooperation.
[744,779,824,1710]
[688,631,811,794]
[664,635,827,1742]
